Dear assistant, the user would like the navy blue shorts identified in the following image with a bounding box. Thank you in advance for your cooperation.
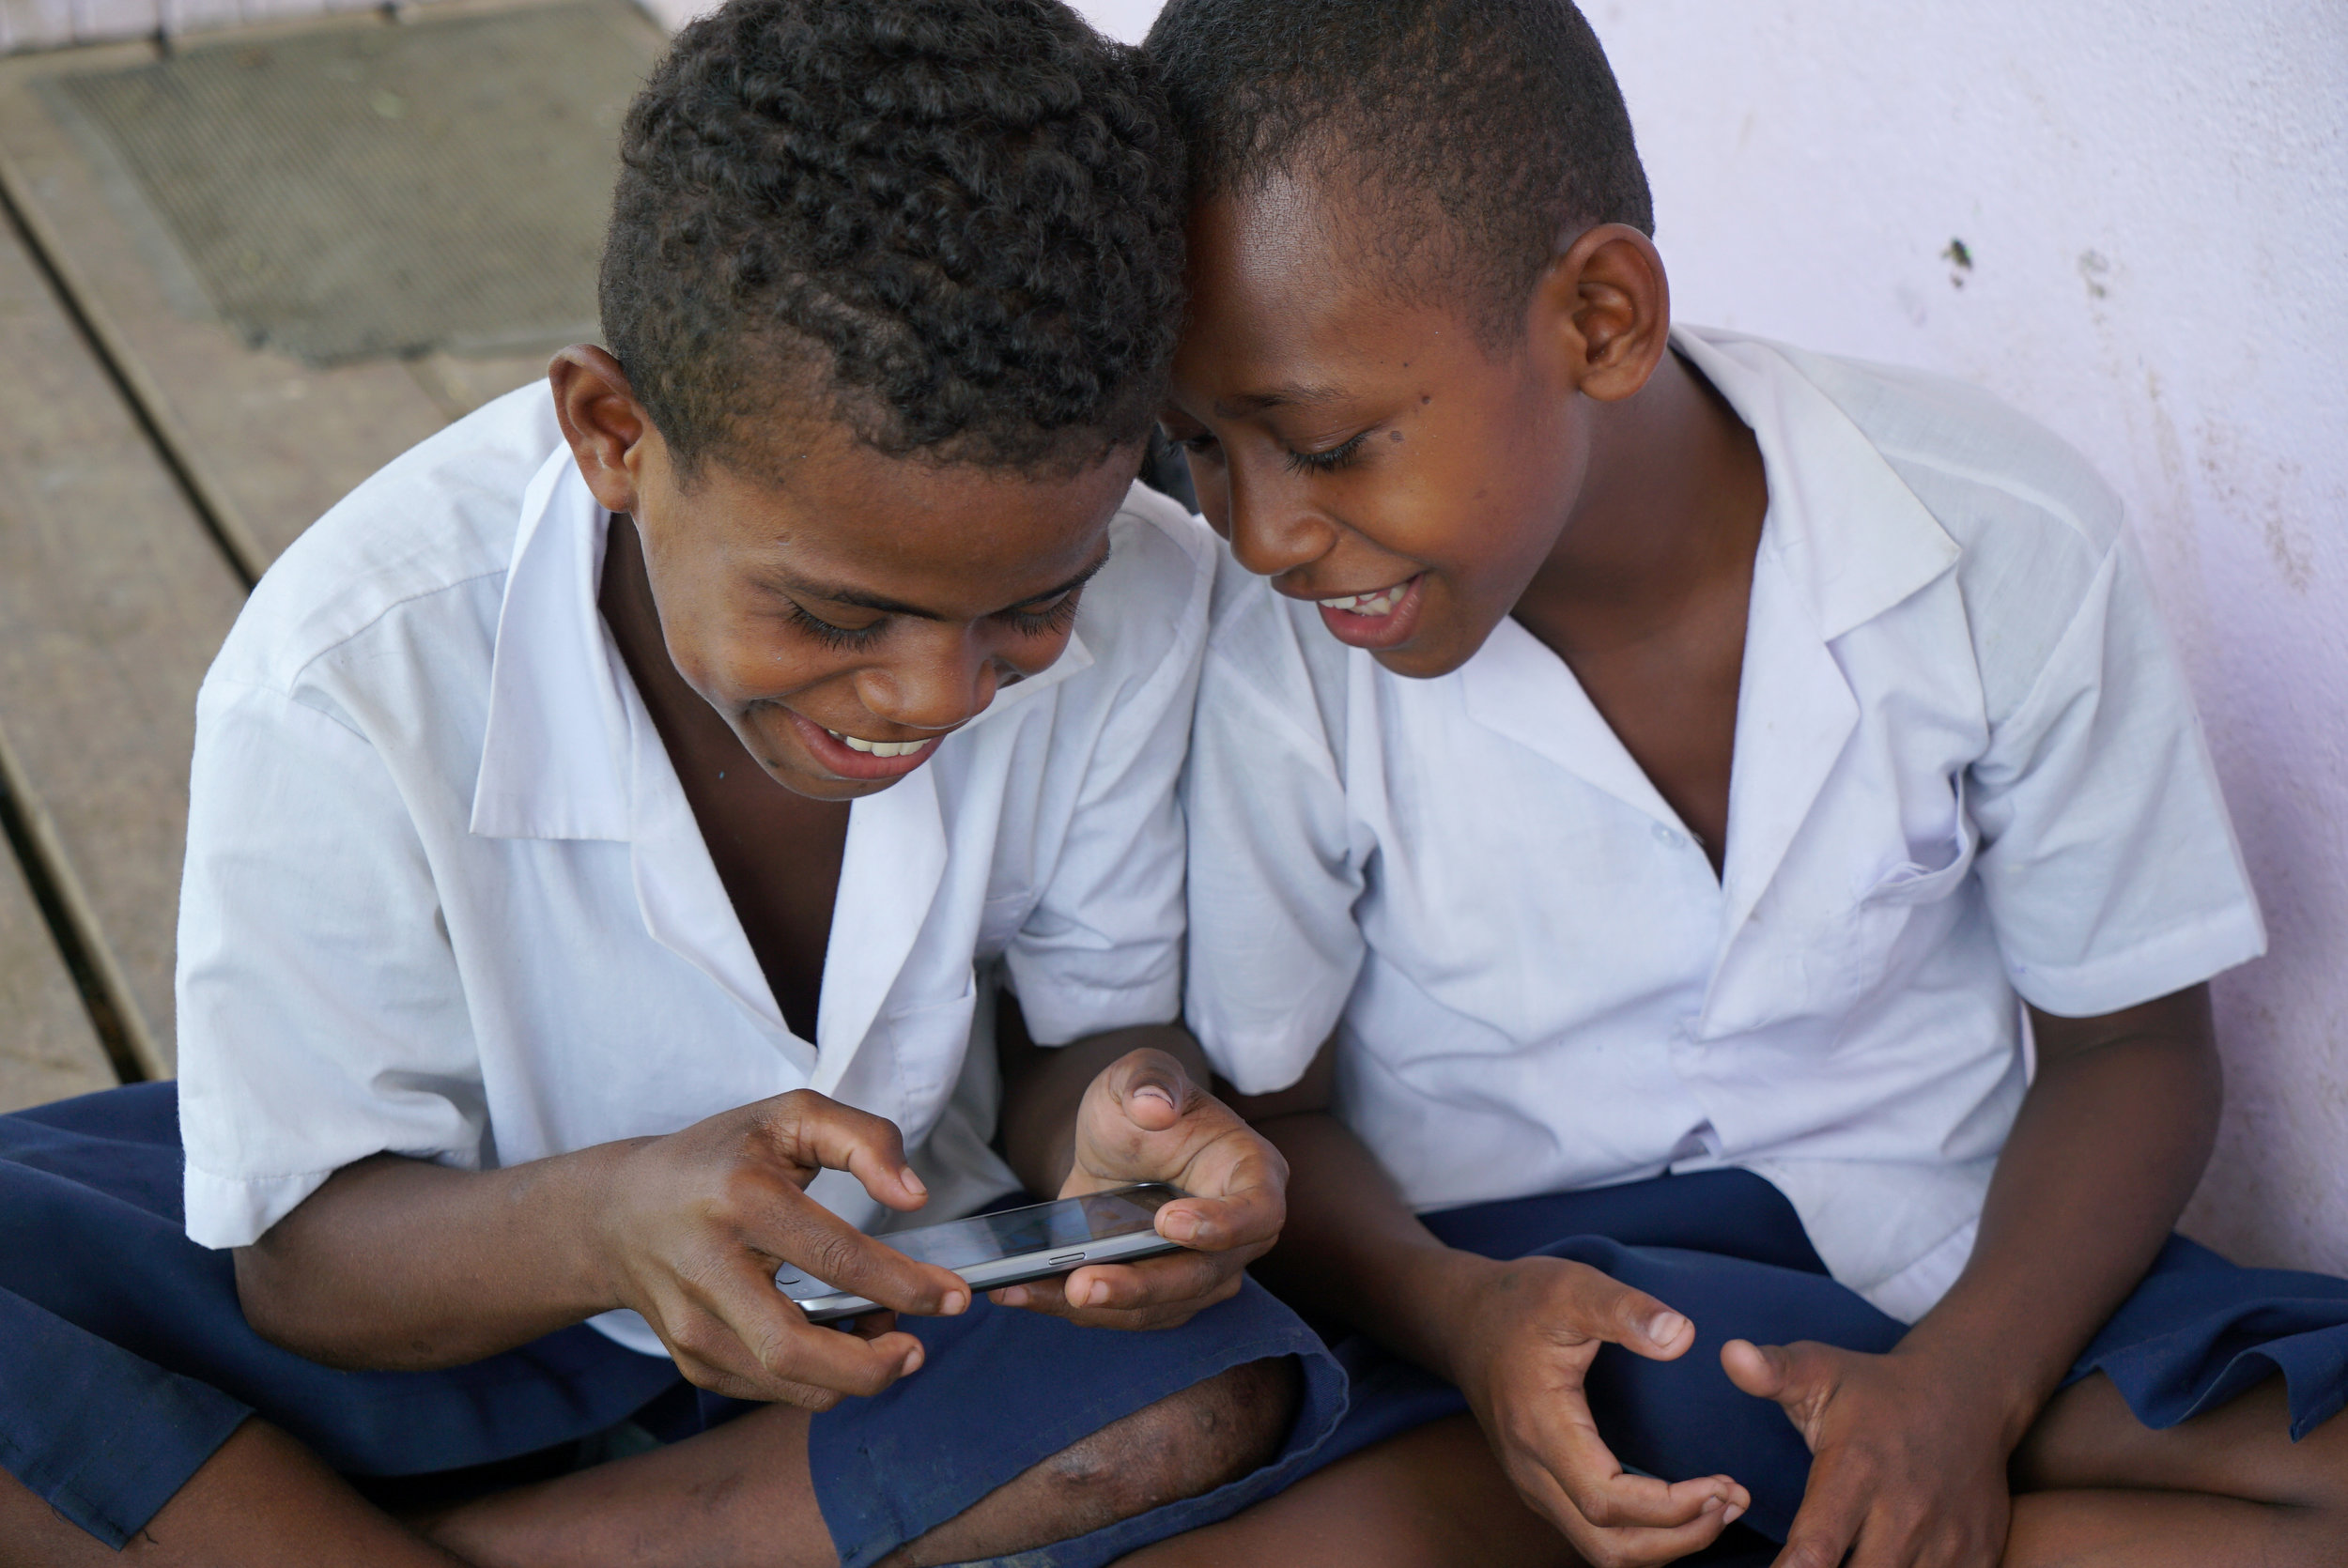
[0,1084,1344,1564]
[1311,1167,2348,1559]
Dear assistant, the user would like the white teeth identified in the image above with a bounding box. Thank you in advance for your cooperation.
[1318,582,1409,617]
[825,730,936,759]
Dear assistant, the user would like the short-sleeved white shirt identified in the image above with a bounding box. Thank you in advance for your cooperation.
[177,385,1213,1356]
[1184,327,2264,1322]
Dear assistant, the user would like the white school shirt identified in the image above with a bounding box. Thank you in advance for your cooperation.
[176,385,1214,1356]
[1184,327,2265,1323]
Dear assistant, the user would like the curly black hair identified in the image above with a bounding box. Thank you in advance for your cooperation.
[1144,0,1650,346]
[600,0,1185,475]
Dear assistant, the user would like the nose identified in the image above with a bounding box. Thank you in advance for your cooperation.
[1224,462,1338,581]
[854,625,1001,732]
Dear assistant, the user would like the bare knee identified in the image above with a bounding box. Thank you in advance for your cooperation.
[1036,1355,1303,1519]
[879,1355,1303,1567]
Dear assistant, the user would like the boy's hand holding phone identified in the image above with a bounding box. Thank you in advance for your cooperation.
[593,1089,969,1407]
[1439,1253,1750,1567]
[993,1047,1287,1330]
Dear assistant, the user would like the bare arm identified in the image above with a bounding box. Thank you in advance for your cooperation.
[236,1144,622,1370]
[235,1090,972,1407]
[1900,983,2218,1437]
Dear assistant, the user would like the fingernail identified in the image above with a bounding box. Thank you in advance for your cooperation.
[996,1285,1027,1307]
[1085,1280,1109,1306]
[942,1289,968,1315]
[900,1346,923,1376]
[1648,1312,1688,1344]
[1162,1210,1200,1241]
[1135,1084,1177,1110]
[1722,1504,1745,1526]
[902,1168,928,1196]
[1701,1495,1722,1514]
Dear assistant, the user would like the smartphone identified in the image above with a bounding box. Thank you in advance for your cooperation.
[774,1182,1189,1323]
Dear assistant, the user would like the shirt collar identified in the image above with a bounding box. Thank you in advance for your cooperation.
[470,449,634,841]
[1672,328,1954,941]
[1673,326,1960,640]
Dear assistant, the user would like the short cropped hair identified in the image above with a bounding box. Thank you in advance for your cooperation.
[601,0,1185,475]
[1144,0,1650,345]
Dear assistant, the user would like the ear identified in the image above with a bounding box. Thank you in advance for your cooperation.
[1526,223,1674,404]
[549,346,657,515]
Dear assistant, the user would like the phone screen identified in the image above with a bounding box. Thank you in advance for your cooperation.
[881,1185,1178,1271]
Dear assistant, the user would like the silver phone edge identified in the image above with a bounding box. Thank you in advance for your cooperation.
[788,1228,1182,1325]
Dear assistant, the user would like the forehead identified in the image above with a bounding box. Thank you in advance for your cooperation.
[684,428,1132,609]
[1175,175,1480,398]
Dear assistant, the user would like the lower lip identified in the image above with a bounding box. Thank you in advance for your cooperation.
[1314,575,1427,651]
[784,710,943,783]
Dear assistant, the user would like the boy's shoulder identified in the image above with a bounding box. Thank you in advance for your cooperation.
[1074,478,1222,684]
[205,383,563,695]
[1691,329,2135,724]
[1722,329,2126,561]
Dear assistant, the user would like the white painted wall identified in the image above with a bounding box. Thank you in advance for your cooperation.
[1071,0,2348,1274]
[0,0,387,54]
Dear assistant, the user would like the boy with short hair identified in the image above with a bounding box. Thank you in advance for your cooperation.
[0,2,1344,1563]
[1145,1,2348,1564]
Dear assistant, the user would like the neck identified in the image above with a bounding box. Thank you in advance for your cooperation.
[598,513,729,752]
[1514,347,1768,654]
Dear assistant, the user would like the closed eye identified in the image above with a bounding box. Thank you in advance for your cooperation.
[786,603,886,650]
[1284,430,1372,474]
[1000,589,1085,638]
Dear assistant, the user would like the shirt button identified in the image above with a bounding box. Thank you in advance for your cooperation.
[1652,822,1678,846]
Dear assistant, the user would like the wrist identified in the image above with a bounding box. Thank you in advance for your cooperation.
[1888,1317,2056,1452]
[1381,1244,1506,1388]
[573,1136,655,1314]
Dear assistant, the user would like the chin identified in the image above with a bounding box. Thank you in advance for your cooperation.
[775,766,892,803]
[1369,628,1477,681]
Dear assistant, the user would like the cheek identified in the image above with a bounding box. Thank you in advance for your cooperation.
[678,618,831,709]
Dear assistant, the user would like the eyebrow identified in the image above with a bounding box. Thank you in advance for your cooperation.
[773,543,1115,621]
[1216,382,1352,415]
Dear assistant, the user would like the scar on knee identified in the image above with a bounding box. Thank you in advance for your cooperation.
[1041,1355,1303,1514]
[878,1356,1304,1568]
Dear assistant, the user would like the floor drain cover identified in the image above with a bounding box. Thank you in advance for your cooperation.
[54,3,657,364]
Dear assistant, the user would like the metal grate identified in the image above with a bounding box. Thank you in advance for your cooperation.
[54,3,657,364]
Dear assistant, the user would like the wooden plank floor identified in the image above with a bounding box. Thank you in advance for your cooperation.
[0,204,250,1079]
[0,31,461,575]
[0,6,595,1093]
[0,792,112,1113]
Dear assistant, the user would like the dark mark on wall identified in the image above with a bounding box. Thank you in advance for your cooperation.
[2078,249,2111,300]
[1943,237,1973,290]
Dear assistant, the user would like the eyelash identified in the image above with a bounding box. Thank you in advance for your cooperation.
[786,604,885,651]
[1003,592,1084,638]
[1284,431,1372,474]
[785,592,1084,649]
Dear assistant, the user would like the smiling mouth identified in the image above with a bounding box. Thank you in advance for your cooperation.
[1317,579,1413,617]
[823,729,937,759]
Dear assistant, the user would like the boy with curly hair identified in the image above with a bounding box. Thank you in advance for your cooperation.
[0,3,1343,1563]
